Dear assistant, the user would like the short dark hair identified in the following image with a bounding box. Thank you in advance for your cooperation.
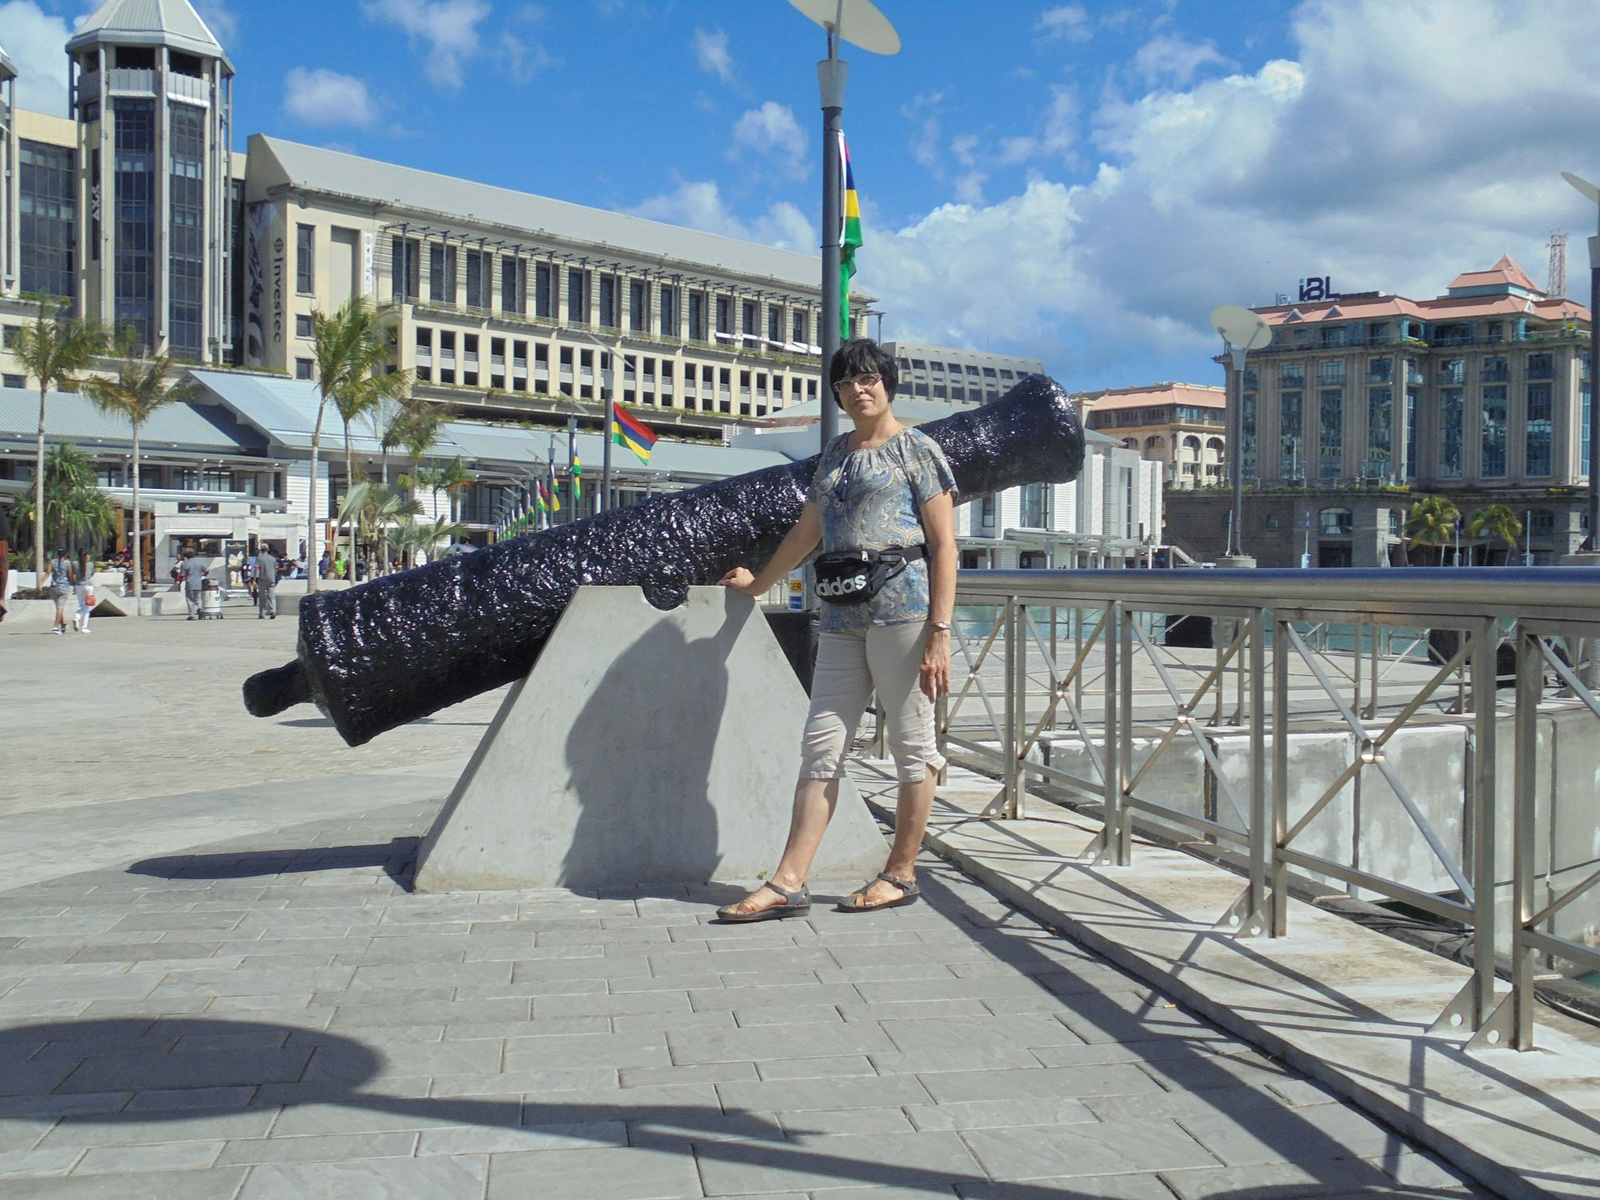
[827,338,898,409]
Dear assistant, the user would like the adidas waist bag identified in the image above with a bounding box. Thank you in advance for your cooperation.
[813,544,927,605]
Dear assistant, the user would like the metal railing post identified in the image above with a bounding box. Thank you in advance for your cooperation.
[1469,616,1499,1032]
[1012,600,1029,819]
[1002,597,1019,819]
[1099,601,1125,865]
[1510,626,1539,1048]
[1117,600,1135,864]
[1248,606,1271,934]
[1271,613,1291,935]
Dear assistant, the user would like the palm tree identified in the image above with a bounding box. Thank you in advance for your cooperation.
[1468,504,1522,566]
[378,394,443,569]
[306,298,406,592]
[338,481,422,565]
[11,295,107,581]
[394,515,466,568]
[83,331,198,615]
[1403,495,1460,565]
[436,455,475,528]
[335,370,408,580]
[9,443,117,561]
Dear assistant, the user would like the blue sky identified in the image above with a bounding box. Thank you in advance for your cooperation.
[5,0,1600,391]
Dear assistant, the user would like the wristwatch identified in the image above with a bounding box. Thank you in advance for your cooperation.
[929,621,951,633]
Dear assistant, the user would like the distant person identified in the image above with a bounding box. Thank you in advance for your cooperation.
[47,547,76,635]
[180,551,207,620]
[0,501,13,622]
[244,550,258,602]
[255,548,279,620]
[73,555,96,634]
[318,549,331,579]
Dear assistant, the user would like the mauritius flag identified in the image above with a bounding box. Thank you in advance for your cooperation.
[544,461,561,513]
[612,400,658,465]
[571,453,582,501]
[840,135,862,339]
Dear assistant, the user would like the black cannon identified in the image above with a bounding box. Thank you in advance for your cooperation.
[245,374,1085,745]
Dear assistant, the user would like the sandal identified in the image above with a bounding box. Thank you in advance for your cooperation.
[837,871,920,913]
[715,880,811,923]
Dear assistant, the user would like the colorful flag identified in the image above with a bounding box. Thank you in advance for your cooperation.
[571,453,583,501]
[839,135,862,339]
[611,400,658,465]
[534,486,549,516]
[545,461,562,513]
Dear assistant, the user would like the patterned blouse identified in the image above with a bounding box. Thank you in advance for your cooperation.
[807,427,957,633]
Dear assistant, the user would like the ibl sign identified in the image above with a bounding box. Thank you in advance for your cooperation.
[1297,276,1335,303]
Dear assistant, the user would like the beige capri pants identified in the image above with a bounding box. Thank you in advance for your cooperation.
[800,622,947,785]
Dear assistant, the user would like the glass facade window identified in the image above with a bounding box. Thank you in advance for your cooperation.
[629,280,648,332]
[1480,384,1508,477]
[1366,386,1392,477]
[535,262,552,317]
[689,292,707,341]
[18,139,75,303]
[742,300,757,336]
[793,309,808,345]
[430,243,456,304]
[658,284,676,336]
[1405,387,1418,479]
[1438,358,1465,384]
[464,250,488,310]
[501,256,525,314]
[1240,388,1257,482]
[1526,382,1553,476]
[768,306,781,344]
[1021,483,1048,528]
[295,223,314,293]
[566,267,587,323]
[168,104,207,361]
[1482,356,1509,382]
[1527,353,1554,380]
[113,98,157,350]
[1280,390,1304,481]
[1318,388,1342,478]
[715,296,731,336]
[390,236,420,300]
[598,275,617,328]
[1367,357,1392,382]
[1318,361,1345,385]
[1440,387,1464,477]
[1584,382,1592,478]
[1280,363,1304,387]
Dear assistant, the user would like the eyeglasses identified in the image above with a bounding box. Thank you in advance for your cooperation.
[831,372,883,395]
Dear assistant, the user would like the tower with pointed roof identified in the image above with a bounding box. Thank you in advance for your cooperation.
[0,41,18,299]
[67,0,233,362]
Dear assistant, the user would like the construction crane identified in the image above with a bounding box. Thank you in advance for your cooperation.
[1549,231,1567,298]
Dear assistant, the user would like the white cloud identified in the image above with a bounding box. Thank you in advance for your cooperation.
[191,0,239,48]
[626,180,816,254]
[730,101,807,178]
[869,0,1600,381]
[0,1,72,117]
[1131,34,1232,87]
[902,91,945,171]
[283,67,381,128]
[693,28,733,85]
[498,32,556,83]
[1035,4,1091,43]
[360,0,490,90]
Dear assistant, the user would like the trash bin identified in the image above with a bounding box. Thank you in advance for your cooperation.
[201,578,224,620]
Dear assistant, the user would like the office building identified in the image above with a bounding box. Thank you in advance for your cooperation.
[882,340,1043,406]
[1174,257,1593,566]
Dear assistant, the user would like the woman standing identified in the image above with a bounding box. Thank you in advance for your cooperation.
[717,338,957,918]
[47,548,76,636]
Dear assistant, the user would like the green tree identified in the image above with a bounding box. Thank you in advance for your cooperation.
[9,443,116,560]
[1468,503,1522,566]
[83,331,199,615]
[1403,495,1461,565]
[338,481,423,565]
[393,515,466,568]
[335,368,409,581]
[381,394,447,568]
[11,295,107,581]
[306,298,405,591]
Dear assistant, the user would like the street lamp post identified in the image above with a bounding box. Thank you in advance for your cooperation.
[1561,172,1600,548]
[1210,305,1272,563]
[789,0,899,456]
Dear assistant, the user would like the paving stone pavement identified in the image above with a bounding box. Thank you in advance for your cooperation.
[0,795,1501,1200]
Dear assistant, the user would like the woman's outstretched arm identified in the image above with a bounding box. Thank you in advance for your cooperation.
[918,490,957,700]
[719,501,824,597]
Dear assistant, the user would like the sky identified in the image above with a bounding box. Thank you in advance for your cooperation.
[4,0,1600,392]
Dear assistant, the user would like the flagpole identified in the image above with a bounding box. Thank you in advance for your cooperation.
[602,392,614,516]
[818,34,846,454]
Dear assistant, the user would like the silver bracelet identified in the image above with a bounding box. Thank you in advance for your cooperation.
[928,620,951,633]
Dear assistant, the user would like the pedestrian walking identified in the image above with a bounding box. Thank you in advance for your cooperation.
[244,550,258,603]
[180,550,207,620]
[255,547,279,620]
[716,338,957,920]
[47,548,77,635]
[73,559,96,634]
[0,501,13,623]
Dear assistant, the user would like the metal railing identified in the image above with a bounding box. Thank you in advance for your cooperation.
[941,567,1600,1051]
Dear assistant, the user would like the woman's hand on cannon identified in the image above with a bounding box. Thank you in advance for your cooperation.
[718,567,762,597]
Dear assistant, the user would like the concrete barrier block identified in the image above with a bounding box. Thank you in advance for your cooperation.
[1360,724,1467,901]
[413,586,889,892]
[1213,729,1356,891]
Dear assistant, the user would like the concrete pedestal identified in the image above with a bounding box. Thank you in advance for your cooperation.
[1215,555,1257,569]
[412,586,889,892]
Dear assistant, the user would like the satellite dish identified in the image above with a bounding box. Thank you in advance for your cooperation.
[1562,171,1600,206]
[1210,304,1272,351]
[789,0,901,54]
